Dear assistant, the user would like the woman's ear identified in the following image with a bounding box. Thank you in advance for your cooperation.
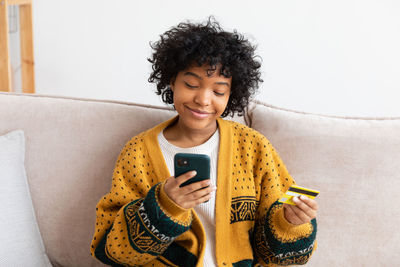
[170,76,176,91]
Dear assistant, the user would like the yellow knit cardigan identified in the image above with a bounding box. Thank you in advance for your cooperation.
[90,116,317,266]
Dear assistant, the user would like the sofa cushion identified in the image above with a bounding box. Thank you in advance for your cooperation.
[248,101,400,266]
[0,130,52,266]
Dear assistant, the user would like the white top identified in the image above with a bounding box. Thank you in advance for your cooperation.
[157,129,219,267]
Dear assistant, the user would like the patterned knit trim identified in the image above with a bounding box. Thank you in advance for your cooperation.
[230,196,259,224]
[267,203,313,243]
[154,183,193,227]
[253,201,317,265]
[123,184,192,257]
[124,198,171,256]
[145,183,192,235]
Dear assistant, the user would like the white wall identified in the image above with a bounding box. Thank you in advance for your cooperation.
[18,0,400,117]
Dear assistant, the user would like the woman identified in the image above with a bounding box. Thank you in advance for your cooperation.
[90,17,318,267]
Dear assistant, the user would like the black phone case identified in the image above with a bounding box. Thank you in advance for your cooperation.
[174,153,210,187]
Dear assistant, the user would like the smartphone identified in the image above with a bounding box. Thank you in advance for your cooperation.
[174,153,210,188]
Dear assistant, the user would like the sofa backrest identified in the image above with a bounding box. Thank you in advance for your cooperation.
[248,101,400,266]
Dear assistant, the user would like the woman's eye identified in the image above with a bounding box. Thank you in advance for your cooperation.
[184,82,197,88]
[214,91,225,96]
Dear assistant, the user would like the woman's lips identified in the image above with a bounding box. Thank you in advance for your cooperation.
[186,106,212,119]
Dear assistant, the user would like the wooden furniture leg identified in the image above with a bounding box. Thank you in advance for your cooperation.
[0,0,35,93]
[0,0,12,92]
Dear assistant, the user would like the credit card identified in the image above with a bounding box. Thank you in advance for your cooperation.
[278,185,320,205]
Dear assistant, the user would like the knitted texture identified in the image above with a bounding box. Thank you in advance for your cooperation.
[90,115,317,266]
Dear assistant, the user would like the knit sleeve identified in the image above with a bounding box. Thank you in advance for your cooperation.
[252,140,317,266]
[90,138,193,266]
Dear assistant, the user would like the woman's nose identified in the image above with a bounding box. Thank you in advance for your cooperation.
[194,89,212,106]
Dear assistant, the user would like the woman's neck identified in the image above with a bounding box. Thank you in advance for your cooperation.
[163,118,218,148]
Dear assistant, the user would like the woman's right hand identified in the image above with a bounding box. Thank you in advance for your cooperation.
[163,171,216,209]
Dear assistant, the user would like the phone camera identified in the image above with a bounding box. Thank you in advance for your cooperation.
[177,158,188,167]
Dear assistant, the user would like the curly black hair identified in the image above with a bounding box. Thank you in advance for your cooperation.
[147,16,263,117]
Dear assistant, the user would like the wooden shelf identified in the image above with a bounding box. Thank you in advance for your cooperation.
[0,0,35,93]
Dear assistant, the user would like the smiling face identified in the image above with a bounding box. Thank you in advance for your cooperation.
[170,64,232,134]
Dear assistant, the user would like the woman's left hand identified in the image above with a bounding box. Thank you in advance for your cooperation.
[283,196,318,225]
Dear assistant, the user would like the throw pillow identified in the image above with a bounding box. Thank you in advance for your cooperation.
[0,130,52,266]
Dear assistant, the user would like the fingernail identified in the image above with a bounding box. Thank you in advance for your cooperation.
[191,171,197,176]
[300,195,308,200]
[293,196,299,202]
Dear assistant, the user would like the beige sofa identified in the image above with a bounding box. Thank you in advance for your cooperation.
[1,92,399,266]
